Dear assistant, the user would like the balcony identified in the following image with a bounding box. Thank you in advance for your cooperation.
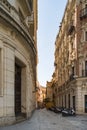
[80,7,87,20]
[68,25,75,35]
[69,74,75,81]
[68,23,75,35]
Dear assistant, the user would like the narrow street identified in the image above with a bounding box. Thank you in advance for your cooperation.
[0,109,87,130]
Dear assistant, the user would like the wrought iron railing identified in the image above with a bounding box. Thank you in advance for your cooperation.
[80,7,87,20]
[69,74,75,81]
[68,25,75,35]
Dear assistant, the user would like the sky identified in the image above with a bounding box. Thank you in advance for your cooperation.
[37,0,67,87]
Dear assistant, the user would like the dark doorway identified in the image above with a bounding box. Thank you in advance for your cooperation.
[62,96,63,107]
[72,96,75,110]
[15,63,21,116]
[85,95,87,113]
[85,61,87,76]
[68,94,70,108]
[65,95,66,108]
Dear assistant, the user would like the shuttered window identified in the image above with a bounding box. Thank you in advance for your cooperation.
[85,31,87,41]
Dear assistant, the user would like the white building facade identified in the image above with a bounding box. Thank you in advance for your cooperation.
[0,0,38,125]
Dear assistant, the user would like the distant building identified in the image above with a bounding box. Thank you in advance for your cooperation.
[46,81,53,102]
[53,0,87,114]
[36,84,46,108]
[41,86,46,101]
[0,0,38,125]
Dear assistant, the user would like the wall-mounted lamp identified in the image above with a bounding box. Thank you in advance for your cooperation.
[82,84,85,89]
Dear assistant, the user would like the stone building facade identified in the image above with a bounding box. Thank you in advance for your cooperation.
[0,0,38,125]
[53,0,87,114]
[36,85,46,108]
[46,81,53,102]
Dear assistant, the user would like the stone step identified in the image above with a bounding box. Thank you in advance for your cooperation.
[15,116,26,124]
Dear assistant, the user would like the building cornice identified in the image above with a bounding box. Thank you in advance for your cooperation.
[0,3,37,56]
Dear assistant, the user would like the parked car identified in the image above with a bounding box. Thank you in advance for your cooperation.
[62,108,76,116]
[49,106,56,111]
[49,106,64,113]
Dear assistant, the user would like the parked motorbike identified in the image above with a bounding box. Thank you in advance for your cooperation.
[49,106,64,113]
[62,108,76,116]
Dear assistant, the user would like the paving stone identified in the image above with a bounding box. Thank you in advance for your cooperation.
[0,109,87,130]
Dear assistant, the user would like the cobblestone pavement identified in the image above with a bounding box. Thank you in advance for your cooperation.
[0,108,87,130]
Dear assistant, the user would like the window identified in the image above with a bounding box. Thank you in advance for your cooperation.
[85,61,87,76]
[68,94,70,108]
[85,31,87,41]
[81,30,85,42]
[85,4,87,11]
[29,0,33,11]
[19,8,24,22]
[65,95,66,108]
[72,66,74,76]
[0,48,3,96]
[71,42,73,50]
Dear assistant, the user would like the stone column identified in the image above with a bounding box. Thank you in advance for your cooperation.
[76,80,83,114]
[3,45,15,124]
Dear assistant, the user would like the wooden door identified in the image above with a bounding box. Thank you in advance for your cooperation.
[85,95,87,113]
[15,63,21,116]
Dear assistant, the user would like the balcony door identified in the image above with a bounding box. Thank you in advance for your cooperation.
[85,61,87,76]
